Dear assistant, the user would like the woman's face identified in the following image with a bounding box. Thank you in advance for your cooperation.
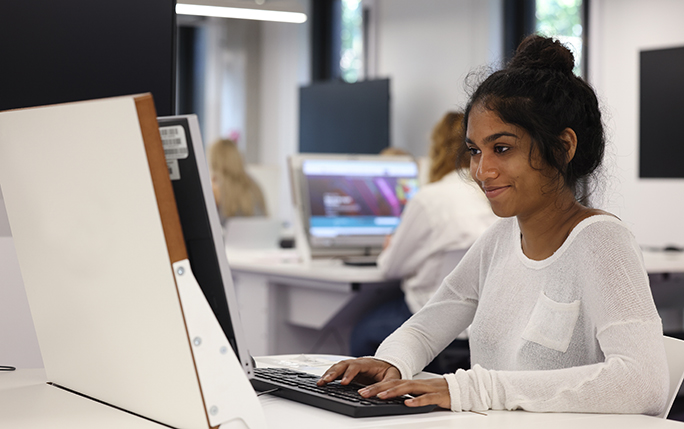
[465,105,560,219]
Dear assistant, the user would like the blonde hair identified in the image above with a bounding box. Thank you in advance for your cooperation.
[209,139,267,218]
[428,111,469,183]
[379,147,412,157]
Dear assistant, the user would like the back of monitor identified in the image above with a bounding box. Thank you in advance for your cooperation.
[0,95,265,429]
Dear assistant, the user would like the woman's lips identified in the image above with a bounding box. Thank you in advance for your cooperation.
[483,186,509,199]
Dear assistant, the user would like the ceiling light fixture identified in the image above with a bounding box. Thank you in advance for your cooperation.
[176,3,307,23]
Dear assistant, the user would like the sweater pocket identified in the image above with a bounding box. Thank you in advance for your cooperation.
[521,291,580,353]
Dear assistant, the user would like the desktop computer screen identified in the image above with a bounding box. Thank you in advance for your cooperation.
[292,154,419,254]
[158,114,253,375]
[299,79,390,154]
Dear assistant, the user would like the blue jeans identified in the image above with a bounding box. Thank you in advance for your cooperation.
[349,296,412,358]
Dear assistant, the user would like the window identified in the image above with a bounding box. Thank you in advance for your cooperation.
[535,0,585,76]
[340,0,363,82]
[311,0,366,82]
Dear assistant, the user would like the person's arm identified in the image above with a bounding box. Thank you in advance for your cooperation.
[364,221,668,415]
[374,240,483,378]
[318,244,482,408]
[441,224,668,415]
[376,198,433,279]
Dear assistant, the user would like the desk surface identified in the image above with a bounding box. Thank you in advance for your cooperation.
[253,355,684,429]
[643,249,684,274]
[227,248,684,281]
[226,247,390,283]
[2,367,683,429]
[0,369,166,428]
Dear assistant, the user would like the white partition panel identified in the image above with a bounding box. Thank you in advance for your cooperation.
[0,96,209,428]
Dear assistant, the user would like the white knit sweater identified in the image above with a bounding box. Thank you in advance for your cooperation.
[375,215,669,415]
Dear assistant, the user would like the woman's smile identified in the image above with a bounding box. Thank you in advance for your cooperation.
[482,185,510,199]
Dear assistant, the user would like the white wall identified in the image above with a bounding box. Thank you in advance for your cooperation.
[200,17,262,162]
[589,0,684,247]
[258,13,311,224]
[255,0,502,223]
[375,0,503,157]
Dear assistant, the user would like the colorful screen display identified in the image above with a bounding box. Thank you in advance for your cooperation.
[302,159,419,246]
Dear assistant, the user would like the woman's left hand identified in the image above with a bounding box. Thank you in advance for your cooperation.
[357,377,451,409]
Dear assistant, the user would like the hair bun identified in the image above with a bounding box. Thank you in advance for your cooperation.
[508,35,575,74]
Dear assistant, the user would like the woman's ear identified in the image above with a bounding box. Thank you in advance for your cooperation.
[560,128,578,162]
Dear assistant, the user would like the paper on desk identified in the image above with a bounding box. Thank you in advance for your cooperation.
[256,354,348,375]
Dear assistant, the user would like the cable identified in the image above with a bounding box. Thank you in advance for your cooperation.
[256,388,280,397]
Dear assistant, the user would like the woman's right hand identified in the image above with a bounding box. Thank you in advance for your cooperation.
[316,357,401,387]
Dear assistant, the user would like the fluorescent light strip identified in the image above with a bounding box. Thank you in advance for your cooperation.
[176,4,307,23]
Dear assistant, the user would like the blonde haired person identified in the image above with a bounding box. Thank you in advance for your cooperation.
[379,147,412,157]
[209,139,267,224]
[349,112,497,364]
[428,112,469,183]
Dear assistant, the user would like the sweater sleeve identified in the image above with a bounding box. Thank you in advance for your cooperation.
[445,221,669,415]
[376,197,432,279]
[374,235,484,379]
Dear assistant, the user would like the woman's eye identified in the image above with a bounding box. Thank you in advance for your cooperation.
[468,147,481,156]
[494,145,509,154]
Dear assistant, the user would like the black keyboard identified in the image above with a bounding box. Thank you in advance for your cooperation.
[251,367,437,418]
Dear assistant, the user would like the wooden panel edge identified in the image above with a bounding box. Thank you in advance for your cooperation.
[136,95,216,429]
[134,94,188,264]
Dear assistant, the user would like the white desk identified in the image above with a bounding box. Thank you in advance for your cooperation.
[0,369,166,428]
[226,248,400,356]
[2,367,683,429]
[643,249,684,275]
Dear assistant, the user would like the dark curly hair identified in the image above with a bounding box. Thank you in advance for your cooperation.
[458,34,605,205]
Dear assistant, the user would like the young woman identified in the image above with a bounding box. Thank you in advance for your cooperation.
[209,138,267,224]
[317,35,669,415]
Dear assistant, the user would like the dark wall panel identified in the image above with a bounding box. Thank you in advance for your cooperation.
[0,1,176,116]
[640,46,684,178]
[299,79,390,154]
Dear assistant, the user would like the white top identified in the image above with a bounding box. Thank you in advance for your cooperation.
[375,215,669,415]
[377,171,498,313]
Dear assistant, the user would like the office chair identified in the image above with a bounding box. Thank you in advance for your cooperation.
[660,335,684,418]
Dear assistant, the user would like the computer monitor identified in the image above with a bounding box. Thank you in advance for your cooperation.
[158,114,254,374]
[299,79,390,154]
[290,154,419,259]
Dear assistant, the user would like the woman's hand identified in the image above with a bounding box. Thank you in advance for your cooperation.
[317,357,400,387]
[359,378,451,409]
[317,358,451,409]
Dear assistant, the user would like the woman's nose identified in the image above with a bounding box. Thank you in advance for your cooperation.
[474,153,498,182]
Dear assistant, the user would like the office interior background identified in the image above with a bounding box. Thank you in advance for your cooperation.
[1,0,684,368]
[175,0,684,249]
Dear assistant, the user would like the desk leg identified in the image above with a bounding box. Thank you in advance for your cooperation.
[232,272,275,356]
